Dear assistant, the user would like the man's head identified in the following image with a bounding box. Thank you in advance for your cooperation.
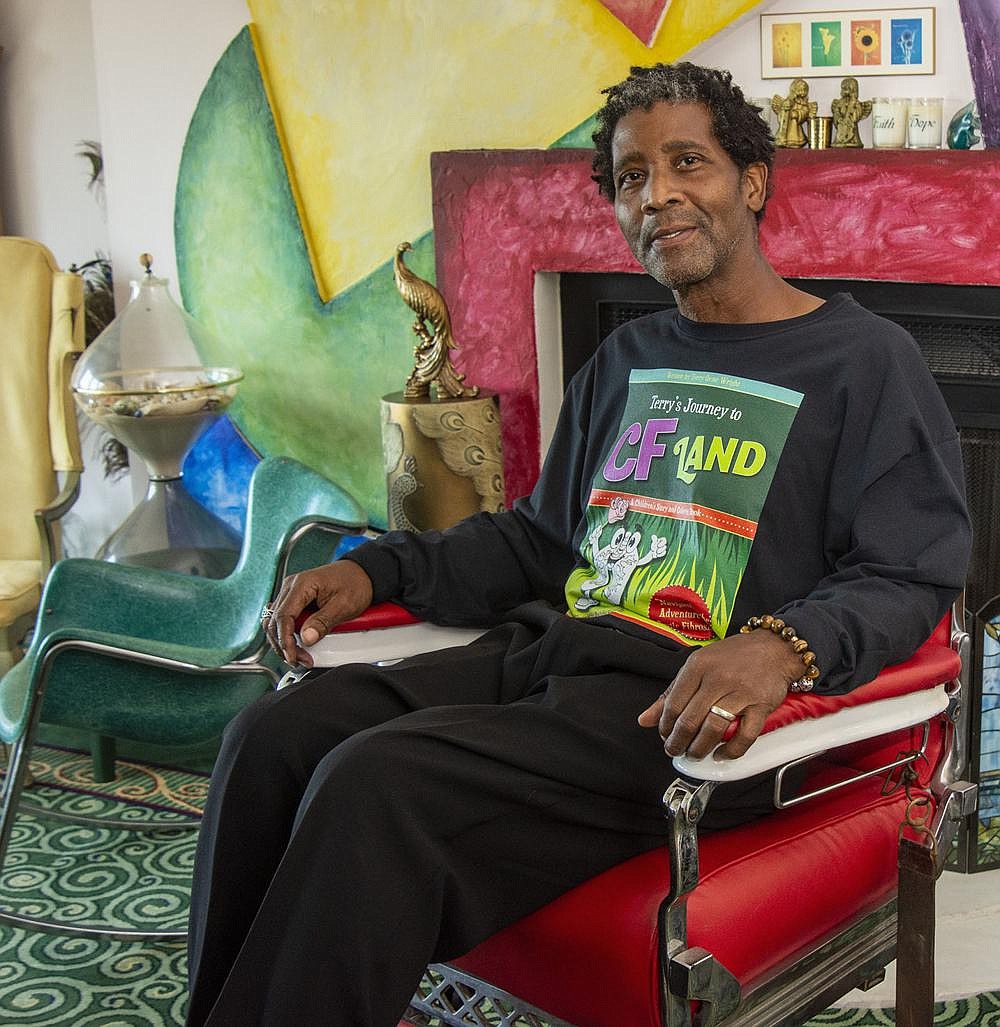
[591,62,775,220]
[593,63,774,294]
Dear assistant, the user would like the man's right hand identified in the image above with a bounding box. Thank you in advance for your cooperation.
[263,560,374,668]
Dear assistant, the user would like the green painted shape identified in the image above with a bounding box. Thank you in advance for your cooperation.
[551,113,599,149]
[175,28,435,527]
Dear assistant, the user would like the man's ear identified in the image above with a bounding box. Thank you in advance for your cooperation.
[743,162,768,215]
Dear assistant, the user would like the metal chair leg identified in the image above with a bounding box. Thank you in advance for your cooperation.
[0,692,189,941]
[90,732,117,782]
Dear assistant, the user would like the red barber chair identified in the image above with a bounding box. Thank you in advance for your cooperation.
[300,603,975,1027]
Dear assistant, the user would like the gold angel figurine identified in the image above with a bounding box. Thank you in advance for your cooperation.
[393,242,479,401]
[831,77,872,148]
[772,78,816,148]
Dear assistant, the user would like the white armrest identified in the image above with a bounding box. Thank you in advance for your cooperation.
[672,683,950,783]
[304,622,486,668]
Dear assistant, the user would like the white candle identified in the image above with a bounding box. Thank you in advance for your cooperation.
[907,97,943,148]
[872,98,909,148]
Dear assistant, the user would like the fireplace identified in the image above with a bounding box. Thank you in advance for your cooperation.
[559,272,1000,616]
[432,145,1000,601]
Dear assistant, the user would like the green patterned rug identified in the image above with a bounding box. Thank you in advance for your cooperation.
[0,746,201,1025]
[0,747,996,1026]
[808,997,1000,1025]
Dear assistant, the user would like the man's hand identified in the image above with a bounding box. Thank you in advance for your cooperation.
[638,629,803,760]
[263,561,374,668]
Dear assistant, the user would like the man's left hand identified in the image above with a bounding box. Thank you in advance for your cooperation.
[638,629,803,760]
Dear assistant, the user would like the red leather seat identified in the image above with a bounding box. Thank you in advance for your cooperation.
[408,619,965,1026]
[317,608,967,1027]
[453,730,939,1026]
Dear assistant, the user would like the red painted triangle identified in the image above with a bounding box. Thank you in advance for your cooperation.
[598,0,671,46]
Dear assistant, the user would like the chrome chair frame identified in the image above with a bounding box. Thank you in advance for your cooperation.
[404,604,976,1027]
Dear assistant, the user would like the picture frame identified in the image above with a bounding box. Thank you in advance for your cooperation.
[760,7,935,78]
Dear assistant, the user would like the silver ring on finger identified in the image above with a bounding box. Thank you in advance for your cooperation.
[708,705,737,723]
[261,602,275,623]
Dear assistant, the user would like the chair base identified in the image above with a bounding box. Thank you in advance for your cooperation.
[403,897,898,1027]
[407,964,576,1027]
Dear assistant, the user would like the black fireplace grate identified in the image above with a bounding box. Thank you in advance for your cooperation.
[891,317,1000,381]
[961,427,1000,615]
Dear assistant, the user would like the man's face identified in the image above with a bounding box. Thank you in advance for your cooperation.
[611,101,765,291]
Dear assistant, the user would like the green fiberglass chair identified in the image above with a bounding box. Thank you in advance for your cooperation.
[0,455,366,938]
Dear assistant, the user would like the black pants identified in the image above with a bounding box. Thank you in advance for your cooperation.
[186,603,777,1026]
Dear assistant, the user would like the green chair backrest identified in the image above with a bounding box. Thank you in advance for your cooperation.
[0,457,367,745]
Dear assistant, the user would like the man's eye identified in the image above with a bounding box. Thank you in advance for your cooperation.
[677,155,703,168]
[617,170,643,189]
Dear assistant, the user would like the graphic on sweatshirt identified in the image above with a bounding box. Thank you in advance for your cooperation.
[565,368,803,645]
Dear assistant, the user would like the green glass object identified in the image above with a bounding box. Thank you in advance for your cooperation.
[947,101,982,149]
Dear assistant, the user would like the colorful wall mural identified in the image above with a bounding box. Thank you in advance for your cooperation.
[175,0,762,527]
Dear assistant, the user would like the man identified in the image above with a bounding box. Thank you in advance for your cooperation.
[186,62,970,1026]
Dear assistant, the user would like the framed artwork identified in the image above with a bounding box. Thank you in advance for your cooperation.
[761,7,935,78]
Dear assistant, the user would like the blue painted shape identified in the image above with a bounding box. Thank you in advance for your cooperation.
[183,415,260,534]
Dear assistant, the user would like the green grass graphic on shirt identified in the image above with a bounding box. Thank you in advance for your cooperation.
[566,511,751,641]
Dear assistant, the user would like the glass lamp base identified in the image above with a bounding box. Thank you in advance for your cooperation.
[97,477,241,577]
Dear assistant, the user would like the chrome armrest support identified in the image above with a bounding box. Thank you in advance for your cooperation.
[659,778,740,1027]
[928,779,979,875]
[937,605,971,788]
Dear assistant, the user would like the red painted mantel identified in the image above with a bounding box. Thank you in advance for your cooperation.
[431,148,1000,503]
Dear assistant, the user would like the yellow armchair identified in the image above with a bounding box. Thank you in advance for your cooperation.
[0,237,85,673]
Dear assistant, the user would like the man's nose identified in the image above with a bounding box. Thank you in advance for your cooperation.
[639,171,681,214]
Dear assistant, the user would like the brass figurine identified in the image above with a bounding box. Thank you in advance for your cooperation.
[831,77,872,148]
[772,78,816,148]
[393,241,479,401]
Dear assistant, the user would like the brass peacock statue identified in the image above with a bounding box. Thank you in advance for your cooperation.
[393,242,479,400]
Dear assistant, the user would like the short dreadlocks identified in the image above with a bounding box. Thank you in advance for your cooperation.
[591,62,775,222]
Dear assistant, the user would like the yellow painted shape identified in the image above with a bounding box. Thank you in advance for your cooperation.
[248,0,762,302]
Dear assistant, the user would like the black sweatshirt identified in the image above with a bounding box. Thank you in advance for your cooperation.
[349,294,971,694]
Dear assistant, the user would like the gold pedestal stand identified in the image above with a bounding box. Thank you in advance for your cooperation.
[381,392,504,532]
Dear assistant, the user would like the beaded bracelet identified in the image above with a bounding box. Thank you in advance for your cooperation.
[739,614,821,693]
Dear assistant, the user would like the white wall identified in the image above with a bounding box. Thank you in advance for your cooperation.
[693,0,976,148]
[0,0,248,557]
[90,0,249,311]
[0,0,109,266]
